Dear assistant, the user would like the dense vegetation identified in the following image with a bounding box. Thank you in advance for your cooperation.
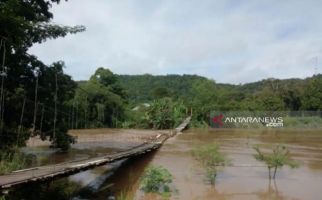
[117,73,322,111]
[0,0,86,175]
[115,73,322,127]
[140,165,173,198]
[72,67,127,129]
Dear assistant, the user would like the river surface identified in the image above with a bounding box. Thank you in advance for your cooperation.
[14,128,322,200]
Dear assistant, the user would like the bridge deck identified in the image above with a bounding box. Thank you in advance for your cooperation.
[0,117,191,191]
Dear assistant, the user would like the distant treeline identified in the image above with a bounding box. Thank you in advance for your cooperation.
[115,73,322,112]
[76,72,322,128]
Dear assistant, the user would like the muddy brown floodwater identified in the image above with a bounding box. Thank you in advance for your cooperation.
[20,128,322,200]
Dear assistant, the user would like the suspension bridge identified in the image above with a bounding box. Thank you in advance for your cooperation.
[0,37,192,192]
[0,116,191,191]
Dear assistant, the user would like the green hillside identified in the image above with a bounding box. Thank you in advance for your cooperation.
[114,73,322,111]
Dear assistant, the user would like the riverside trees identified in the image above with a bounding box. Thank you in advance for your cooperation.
[72,68,127,128]
[0,0,85,149]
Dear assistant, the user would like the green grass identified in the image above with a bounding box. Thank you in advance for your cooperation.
[0,151,27,175]
[283,116,322,128]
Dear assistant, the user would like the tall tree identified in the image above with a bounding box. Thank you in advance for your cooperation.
[73,68,126,128]
[190,79,219,123]
[301,76,322,111]
[0,0,85,149]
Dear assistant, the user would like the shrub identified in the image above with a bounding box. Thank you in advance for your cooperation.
[283,116,322,128]
[192,143,226,184]
[140,165,173,197]
[0,150,27,175]
[147,98,176,129]
[253,144,299,179]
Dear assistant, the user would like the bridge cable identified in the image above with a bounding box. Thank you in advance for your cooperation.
[53,73,58,148]
[17,96,26,146]
[0,39,6,133]
[39,103,45,133]
[32,69,40,136]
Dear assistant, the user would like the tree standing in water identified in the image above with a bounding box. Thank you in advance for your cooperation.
[192,143,227,185]
[253,144,298,179]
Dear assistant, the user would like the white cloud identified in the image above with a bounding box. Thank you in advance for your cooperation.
[29,0,322,83]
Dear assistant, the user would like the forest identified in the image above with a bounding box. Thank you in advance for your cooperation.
[117,73,322,112]
[76,70,322,129]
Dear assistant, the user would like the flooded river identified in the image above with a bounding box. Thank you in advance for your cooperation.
[10,128,322,200]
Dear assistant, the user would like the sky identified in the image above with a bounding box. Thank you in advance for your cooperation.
[29,0,322,84]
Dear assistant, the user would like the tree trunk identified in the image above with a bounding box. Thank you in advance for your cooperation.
[273,166,277,179]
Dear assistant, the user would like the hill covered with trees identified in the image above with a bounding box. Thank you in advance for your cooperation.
[116,73,322,112]
[75,71,322,129]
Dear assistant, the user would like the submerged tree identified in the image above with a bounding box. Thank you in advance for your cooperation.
[192,143,227,185]
[140,165,173,198]
[253,144,299,179]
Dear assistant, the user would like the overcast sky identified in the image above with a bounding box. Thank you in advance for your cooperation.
[29,0,322,84]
